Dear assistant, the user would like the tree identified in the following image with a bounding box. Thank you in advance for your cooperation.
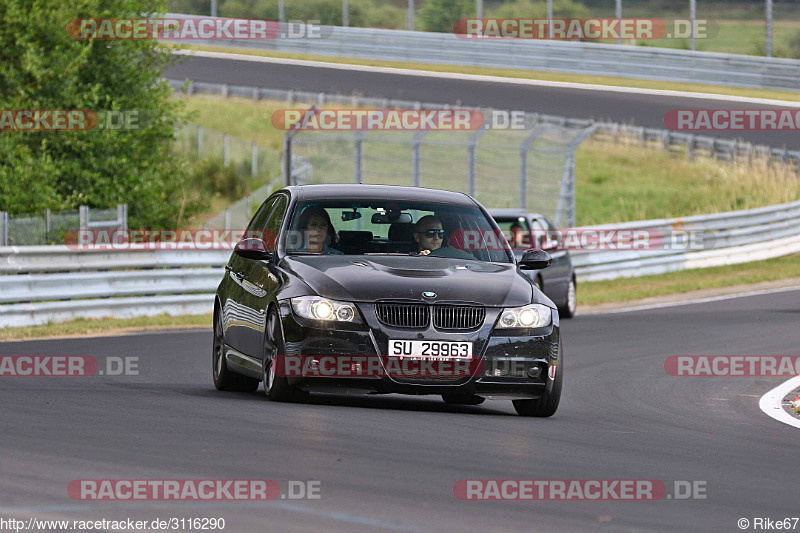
[0,0,198,229]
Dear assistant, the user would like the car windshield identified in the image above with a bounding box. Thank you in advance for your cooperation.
[286,200,514,263]
[492,216,534,250]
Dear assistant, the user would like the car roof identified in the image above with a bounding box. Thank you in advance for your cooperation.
[282,184,475,205]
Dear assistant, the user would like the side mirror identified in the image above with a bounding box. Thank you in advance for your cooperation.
[519,249,552,270]
[234,238,272,261]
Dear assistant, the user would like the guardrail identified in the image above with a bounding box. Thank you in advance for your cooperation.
[2,197,799,327]
[165,15,800,91]
[572,198,800,280]
[168,79,800,166]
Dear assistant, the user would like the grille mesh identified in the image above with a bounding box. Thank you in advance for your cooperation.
[433,305,485,330]
[375,303,429,328]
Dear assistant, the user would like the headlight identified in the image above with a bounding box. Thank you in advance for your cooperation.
[291,296,361,323]
[496,304,551,329]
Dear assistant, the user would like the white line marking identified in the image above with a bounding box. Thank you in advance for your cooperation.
[587,285,800,315]
[759,375,800,430]
[172,49,800,107]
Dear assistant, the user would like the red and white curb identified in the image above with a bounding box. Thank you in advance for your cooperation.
[759,375,800,429]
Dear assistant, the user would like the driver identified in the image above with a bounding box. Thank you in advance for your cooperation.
[413,215,444,256]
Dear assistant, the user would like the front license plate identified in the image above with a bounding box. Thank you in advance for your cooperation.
[389,340,472,358]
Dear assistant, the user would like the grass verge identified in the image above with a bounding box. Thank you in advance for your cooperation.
[0,314,211,342]
[169,43,800,103]
[580,253,800,306]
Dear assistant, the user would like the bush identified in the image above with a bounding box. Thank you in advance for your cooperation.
[419,0,473,33]
[488,0,592,19]
[189,158,245,199]
[788,30,800,59]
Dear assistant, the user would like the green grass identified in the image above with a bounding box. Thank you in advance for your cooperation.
[0,314,212,342]
[580,253,800,306]
[595,20,800,57]
[575,139,800,225]
[170,44,800,103]
[177,94,800,226]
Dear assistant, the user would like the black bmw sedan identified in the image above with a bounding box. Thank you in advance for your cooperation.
[213,184,563,417]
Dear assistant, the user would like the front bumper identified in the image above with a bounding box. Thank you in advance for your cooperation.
[278,301,560,399]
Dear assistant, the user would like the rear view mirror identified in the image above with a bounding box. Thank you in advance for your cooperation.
[341,209,362,221]
[519,249,552,270]
[371,212,412,224]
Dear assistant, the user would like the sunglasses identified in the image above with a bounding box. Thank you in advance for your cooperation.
[420,229,445,238]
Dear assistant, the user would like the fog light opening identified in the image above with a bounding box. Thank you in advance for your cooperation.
[526,365,542,379]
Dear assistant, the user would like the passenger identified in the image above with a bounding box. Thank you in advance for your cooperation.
[509,223,526,249]
[296,207,342,254]
[413,215,444,255]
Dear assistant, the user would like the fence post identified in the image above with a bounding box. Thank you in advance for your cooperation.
[467,128,488,198]
[198,126,204,157]
[354,132,364,184]
[224,134,230,166]
[118,204,128,232]
[283,132,292,186]
[79,205,89,233]
[251,142,258,178]
[520,127,545,210]
[567,153,576,228]
[45,208,51,244]
[0,211,7,247]
[411,131,429,188]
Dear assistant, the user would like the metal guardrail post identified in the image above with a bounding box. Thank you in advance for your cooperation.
[0,211,7,247]
[198,126,203,157]
[45,209,51,245]
[79,206,89,233]
[223,134,230,166]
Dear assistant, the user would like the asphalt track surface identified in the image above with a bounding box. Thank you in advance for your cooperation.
[2,289,798,532]
[164,53,800,150]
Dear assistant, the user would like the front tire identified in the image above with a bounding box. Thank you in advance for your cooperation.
[558,278,577,319]
[212,307,259,392]
[263,309,306,402]
[512,341,562,417]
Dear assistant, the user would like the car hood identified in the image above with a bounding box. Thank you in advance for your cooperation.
[282,255,542,307]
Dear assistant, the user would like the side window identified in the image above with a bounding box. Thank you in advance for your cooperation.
[246,198,277,236]
[262,196,288,252]
[531,219,552,249]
